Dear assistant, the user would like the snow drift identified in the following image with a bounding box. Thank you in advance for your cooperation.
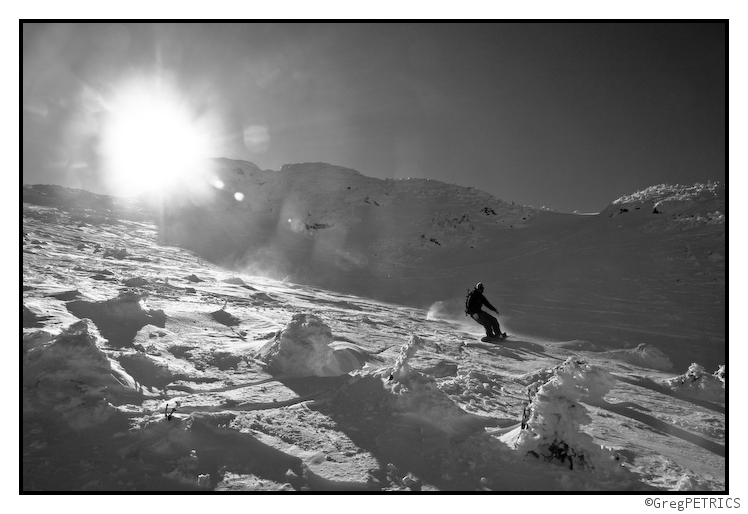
[599,343,674,371]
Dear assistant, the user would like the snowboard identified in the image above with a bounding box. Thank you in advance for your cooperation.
[480,334,508,343]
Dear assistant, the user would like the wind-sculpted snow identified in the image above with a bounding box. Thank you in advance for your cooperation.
[599,343,674,372]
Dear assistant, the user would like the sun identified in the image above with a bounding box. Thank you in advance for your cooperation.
[99,78,213,196]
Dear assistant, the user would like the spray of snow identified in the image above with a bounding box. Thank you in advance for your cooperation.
[426,299,465,320]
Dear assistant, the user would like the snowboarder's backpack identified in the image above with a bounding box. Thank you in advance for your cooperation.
[465,288,480,316]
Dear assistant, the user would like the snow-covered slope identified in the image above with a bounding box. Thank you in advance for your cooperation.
[22,169,725,492]
[138,160,725,372]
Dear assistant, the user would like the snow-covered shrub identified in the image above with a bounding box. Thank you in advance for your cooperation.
[257,313,366,377]
[500,359,621,473]
[391,334,425,382]
[258,313,336,377]
[661,363,725,403]
[714,365,725,384]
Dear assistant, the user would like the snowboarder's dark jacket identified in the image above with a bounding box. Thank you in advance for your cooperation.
[466,289,496,315]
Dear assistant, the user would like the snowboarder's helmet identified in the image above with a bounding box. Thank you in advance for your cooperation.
[476,282,484,291]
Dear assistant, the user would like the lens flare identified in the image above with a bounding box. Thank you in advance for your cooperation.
[99,77,214,196]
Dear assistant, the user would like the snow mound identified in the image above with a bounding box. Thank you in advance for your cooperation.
[501,359,625,476]
[600,343,673,371]
[257,313,366,377]
[661,363,725,403]
[23,319,138,429]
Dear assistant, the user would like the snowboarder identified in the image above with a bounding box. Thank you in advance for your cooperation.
[466,282,506,339]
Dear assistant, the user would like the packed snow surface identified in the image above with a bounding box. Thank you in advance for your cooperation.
[22,164,725,492]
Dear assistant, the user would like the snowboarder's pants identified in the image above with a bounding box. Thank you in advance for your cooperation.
[471,311,500,337]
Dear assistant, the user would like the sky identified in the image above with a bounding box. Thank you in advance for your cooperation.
[22,22,726,212]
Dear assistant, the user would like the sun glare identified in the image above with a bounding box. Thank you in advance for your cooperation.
[99,79,213,196]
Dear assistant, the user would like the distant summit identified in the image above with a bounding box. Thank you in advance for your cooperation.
[611,182,724,210]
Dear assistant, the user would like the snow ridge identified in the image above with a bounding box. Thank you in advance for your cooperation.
[604,182,725,230]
